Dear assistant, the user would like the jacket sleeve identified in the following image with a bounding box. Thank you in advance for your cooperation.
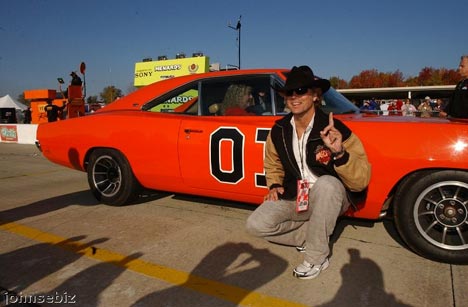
[334,133,371,192]
[264,133,285,189]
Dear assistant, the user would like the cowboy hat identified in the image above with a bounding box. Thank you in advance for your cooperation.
[275,65,330,93]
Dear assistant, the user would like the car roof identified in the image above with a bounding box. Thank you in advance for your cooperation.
[102,68,289,112]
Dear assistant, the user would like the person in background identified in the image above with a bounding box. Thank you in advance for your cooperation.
[441,55,468,118]
[246,65,371,280]
[395,99,403,115]
[360,101,375,112]
[70,71,82,86]
[44,99,67,122]
[249,90,271,114]
[401,99,417,116]
[433,99,446,113]
[220,84,256,116]
[63,71,83,98]
[23,107,32,124]
[369,98,379,111]
[387,101,399,115]
[360,98,379,113]
[429,97,437,109]
[379,100,389,115]
[418,97,433,118]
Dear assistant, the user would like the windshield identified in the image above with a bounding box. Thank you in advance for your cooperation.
[280,71,359,115]
[322,87,360,114]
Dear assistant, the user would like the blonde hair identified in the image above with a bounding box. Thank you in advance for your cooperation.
[310,87,323,107]
[220,84,252,114]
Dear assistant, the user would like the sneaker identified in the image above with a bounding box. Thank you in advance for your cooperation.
[293,258,329,280]
[295,245,306,253]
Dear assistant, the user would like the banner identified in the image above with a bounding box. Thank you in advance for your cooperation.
[0,125,18,142]
[134,56,210,87]
[149,89,198,112]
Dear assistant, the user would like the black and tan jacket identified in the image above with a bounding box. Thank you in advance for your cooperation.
[265,108,371,207]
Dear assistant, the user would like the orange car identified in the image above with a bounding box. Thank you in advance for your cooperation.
[36,68,468,264]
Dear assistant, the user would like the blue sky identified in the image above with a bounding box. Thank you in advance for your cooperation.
[1,0,467,100]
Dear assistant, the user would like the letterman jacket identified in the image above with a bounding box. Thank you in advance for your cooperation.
[265,108,371,207]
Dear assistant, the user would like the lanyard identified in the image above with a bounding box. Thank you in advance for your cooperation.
[297,126,312,180]
[291,116,314,181]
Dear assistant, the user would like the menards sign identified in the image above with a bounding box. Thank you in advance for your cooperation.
[134,56,210,87]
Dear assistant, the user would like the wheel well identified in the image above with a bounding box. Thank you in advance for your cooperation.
[83,147,125,172]
[383,168,465,217]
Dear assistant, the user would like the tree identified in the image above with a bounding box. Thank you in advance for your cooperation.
[349,69,382,88]
[345,67,457,89]
[417,67,435,86]
[384,70,405,87]
[100,86,122,104]
[404,76,419,86]
[441,68,460,84]
[415,67,460,86]
[329,76,348,89]
[17,93,30,106]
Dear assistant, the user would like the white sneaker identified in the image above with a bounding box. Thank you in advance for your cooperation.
[295,245,306,253]
[293,258,329,279]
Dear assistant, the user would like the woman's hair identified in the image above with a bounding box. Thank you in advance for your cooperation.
[220,84,252,114]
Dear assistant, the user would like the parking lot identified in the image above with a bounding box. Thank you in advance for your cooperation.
[0,143,467,307]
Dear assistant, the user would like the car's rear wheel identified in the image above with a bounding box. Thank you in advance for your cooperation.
[87,149,140,206]
[394,170,468,264]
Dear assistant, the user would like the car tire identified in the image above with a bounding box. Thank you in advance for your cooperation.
[394,170,468,264]
[87,148,140,206]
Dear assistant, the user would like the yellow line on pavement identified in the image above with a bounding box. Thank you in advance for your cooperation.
[0,221,308,307]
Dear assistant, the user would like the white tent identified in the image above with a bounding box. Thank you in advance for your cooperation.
[0,94,27,110]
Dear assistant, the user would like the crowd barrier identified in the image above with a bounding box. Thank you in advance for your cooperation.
[0,124,38,144]
[360,110,442,117]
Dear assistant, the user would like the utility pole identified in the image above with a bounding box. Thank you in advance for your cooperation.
[228,15,241,69]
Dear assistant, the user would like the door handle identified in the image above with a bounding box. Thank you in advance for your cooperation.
[184,129,203,134]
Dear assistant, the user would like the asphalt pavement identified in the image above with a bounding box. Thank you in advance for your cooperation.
[0,143,467,307]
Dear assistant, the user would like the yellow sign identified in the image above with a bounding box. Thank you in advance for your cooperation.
[150,89,198,112]
[134,56,210,87]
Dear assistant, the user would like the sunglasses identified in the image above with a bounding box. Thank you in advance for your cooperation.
[284,87,309,97]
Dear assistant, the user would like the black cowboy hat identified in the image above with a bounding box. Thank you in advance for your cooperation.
[275,65,330,93]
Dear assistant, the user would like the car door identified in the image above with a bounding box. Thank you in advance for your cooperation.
[178,75,278,202]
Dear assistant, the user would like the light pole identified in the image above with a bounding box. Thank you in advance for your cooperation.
[228,15,241,69]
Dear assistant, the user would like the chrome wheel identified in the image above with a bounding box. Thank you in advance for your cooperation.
[87,149,140,206]
[91,155,122,198]
[394,170,468,263]
[414,181,468,251]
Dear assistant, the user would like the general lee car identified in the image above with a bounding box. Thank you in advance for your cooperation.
[36,69,468,264]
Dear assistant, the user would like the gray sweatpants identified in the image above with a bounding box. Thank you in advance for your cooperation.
[246,175,350,265]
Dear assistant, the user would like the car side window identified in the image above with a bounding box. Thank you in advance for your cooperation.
[200,75,275,116]
[141,74,290,116]
[144,83,200,114]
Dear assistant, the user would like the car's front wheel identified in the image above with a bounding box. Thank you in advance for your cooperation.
[87,149,140,206]
[394,170,468,264]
